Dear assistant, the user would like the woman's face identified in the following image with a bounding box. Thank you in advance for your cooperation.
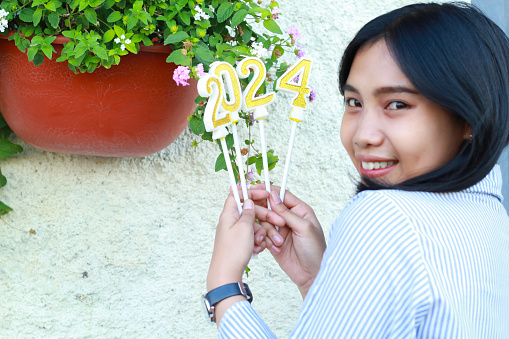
[340,40,469,185]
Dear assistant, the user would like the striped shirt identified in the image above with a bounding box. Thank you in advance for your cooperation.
[219,165,509,338]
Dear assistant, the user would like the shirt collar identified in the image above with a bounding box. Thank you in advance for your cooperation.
[463,165,503,202]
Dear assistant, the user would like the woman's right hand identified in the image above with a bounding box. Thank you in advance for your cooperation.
[252,185,326,299]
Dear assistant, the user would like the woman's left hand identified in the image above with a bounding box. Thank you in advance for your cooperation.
[206,192,284,325]
[207,191,285,291]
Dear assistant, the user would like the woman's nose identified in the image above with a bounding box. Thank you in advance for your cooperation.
[352,110,384,148]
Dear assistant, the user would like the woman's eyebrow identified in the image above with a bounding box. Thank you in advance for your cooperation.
[344,84,420,96]
[373,86,420,96]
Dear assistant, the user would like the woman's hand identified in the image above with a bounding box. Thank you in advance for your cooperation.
[253,185,326,299]
[206,190,285,325]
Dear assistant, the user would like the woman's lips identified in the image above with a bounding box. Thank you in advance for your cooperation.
[359,160,397,178]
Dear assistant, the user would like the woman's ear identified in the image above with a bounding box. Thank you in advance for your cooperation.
[463,123,472,142]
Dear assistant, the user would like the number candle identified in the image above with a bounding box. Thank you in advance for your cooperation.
[275,58,313,203]
[209,61,249,203]
[198,73,242,215]
[236,57,276,204]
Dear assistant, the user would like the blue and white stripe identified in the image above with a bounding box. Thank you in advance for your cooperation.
[219,166,509,338]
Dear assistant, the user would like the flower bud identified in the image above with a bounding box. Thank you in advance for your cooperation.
[170,25,178,33]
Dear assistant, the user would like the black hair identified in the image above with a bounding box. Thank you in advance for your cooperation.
[339,2,509,193]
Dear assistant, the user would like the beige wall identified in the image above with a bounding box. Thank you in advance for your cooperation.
[0,0,456,337]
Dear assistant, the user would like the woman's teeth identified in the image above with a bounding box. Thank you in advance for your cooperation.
[361,161,395,170]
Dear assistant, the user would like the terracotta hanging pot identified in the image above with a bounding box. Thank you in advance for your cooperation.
[0,35,197,157]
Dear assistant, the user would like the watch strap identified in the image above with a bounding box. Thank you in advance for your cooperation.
[206,282,253,306]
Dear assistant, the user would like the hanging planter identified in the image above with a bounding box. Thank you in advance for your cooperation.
[0,35,197,157]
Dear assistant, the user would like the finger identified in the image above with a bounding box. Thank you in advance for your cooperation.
[269,191,313,235]
[233,199,256,231]
[218,192,241,225]
[231,185,270,201]
[251,184,303,210]
[254,205,285,228]
[253,222,266,246]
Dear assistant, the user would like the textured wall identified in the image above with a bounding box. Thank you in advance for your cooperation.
[0,0,454,337]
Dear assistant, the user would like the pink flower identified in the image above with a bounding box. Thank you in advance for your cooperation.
[293,74,300,83]
[309,85,317,102]
[286,26,301,40]
[296,44,306,58]
[271,7,281,20]
[195,63,206,77]
[173,66,191,86]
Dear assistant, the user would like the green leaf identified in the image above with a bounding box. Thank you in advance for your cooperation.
[33,52,45,66]
[0,169,6,188]
[194,44,215,63]
[89,0,105,6]
[107,11,123,23]
[92,45,108,59]
[48,12,60,28]
[85,8,98,24]
[27,47,38,61]
[126,15,138,30]
[263,19,282,34]
[201,132,213,141]
[166,49,189,65]
[178,11,191,26]
[44,1,57,11]
[0,201,13,216]
[103,29,115,42]
[164,31,189,45]
[41,45,53,59]
[215,153,227,172]
[133,0,143,11]
[189,117,205,135]
[113,25,125,37]
[231,9,248,27]
[0,139,23,159]
[78,0,89,11]
[225,133,234,150]
[33,8,43,26]
[217,2,234,23]
[19,9,35,22]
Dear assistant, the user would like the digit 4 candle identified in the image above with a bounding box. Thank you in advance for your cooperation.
[275,58,313,202]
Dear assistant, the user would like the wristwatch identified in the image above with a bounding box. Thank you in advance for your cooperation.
[203,282,253,323]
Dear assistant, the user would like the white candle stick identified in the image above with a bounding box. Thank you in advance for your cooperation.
[258,117,271,209]
[221,137,243,215]
[275,58,313,203]
[231,123,249,201]
[280,120,297,202]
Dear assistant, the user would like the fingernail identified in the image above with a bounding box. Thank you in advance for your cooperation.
[244,199,254,210]
[271,245,281,254]
[271,191,282,205]
[274,233,283,245]
[258,235,264,243]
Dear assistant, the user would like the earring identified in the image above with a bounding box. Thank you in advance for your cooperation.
[469,134,473,144]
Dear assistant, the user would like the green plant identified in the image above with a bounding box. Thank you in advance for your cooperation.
[0,0,313,213]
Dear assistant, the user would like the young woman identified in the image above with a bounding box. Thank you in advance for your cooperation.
[205,2,509,337]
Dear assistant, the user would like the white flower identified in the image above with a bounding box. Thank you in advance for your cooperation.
[193,5,210,21]
[120,44,126,51]
[120,34,125,40]
[251,42,269,59]
[114,38,121,44]
[0,9,9,32]
[124,39,131,44]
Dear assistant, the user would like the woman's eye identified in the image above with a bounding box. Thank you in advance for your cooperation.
[346,98,361,107]
[386,101,408,110]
